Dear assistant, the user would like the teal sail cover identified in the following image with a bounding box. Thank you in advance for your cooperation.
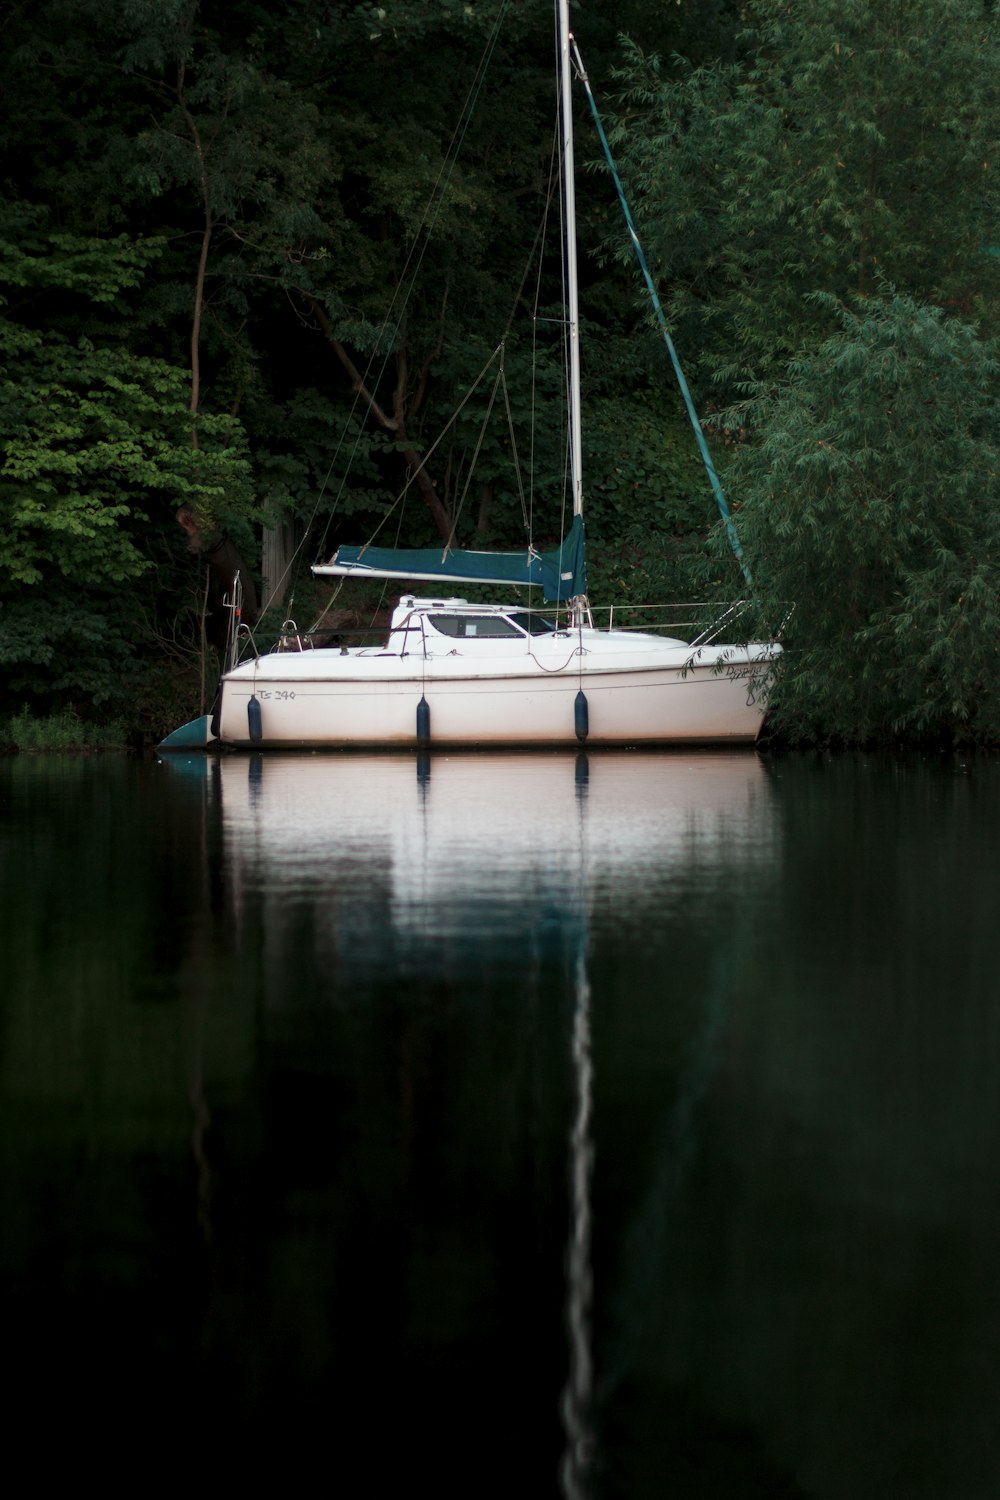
[316,514,587,603]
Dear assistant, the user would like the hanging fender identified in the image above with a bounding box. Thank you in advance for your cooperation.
[574,689,589,744]
[248,694,263,743]
[416,694,431,745]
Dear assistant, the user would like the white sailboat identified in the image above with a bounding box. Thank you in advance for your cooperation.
[161,0,780,753]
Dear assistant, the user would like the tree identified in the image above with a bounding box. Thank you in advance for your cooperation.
[601,0,1000,741]
[0,210,253,714]
[728,292,1000,743]
[612,0,1000,401]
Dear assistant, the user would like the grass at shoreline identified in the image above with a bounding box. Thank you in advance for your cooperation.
[2,708,128,753]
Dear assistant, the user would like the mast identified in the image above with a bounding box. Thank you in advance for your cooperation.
[558,0,583,520]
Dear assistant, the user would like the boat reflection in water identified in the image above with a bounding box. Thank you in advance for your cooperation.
[212,749,774,930]
[191,748,775,1496]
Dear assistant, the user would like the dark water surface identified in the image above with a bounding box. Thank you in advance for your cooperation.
[2,749,998,1495]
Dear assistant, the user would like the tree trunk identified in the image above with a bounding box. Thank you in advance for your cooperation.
[177,61,212,447]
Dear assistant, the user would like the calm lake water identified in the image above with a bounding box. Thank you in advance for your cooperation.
[2,748,998,1495]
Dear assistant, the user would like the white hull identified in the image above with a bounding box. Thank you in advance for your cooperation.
[211,604,777,748]
[217,665,767,747]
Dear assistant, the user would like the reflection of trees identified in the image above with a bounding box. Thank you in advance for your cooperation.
[596,756,1000,1500]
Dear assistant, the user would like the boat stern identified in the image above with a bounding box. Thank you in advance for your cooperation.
[157,713,217,751]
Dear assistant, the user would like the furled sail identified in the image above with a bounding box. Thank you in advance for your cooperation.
[313,514,587,603]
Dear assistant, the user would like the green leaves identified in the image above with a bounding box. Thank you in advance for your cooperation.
[1,324,251,582]
[614,0,1000,399]
[6,0,998,743]
[0,213,253,709]
[731,292,1000,741]
[0,213,161,305]
[607,1,1000,741]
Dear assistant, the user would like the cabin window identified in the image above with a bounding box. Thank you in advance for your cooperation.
[507,611,556,636]
[428,614,522,638]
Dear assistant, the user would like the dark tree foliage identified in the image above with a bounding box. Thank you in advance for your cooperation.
[612,0,1000,742]
[0,205,253,714]
[613,0,1000,398]
[10,0,1000,743]
[733,293,1000,743]
[1,0,724,732]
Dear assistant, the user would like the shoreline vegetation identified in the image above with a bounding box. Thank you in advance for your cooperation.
[3,2,1000,750]
[1,710,129,755]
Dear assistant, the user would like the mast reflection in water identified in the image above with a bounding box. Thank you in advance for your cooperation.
[188,748,773,1495]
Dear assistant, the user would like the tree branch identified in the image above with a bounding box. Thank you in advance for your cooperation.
[301,291,453,541]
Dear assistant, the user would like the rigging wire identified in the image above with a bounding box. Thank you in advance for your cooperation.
[444,361,505,550]
[260,1,514,622]
[569,34,753,590]
[355,343,509,552]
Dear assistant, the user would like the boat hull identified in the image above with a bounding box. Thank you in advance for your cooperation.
[214,652,774,748]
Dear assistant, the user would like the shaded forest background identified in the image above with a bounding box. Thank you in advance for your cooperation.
[2,0,1000,745]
